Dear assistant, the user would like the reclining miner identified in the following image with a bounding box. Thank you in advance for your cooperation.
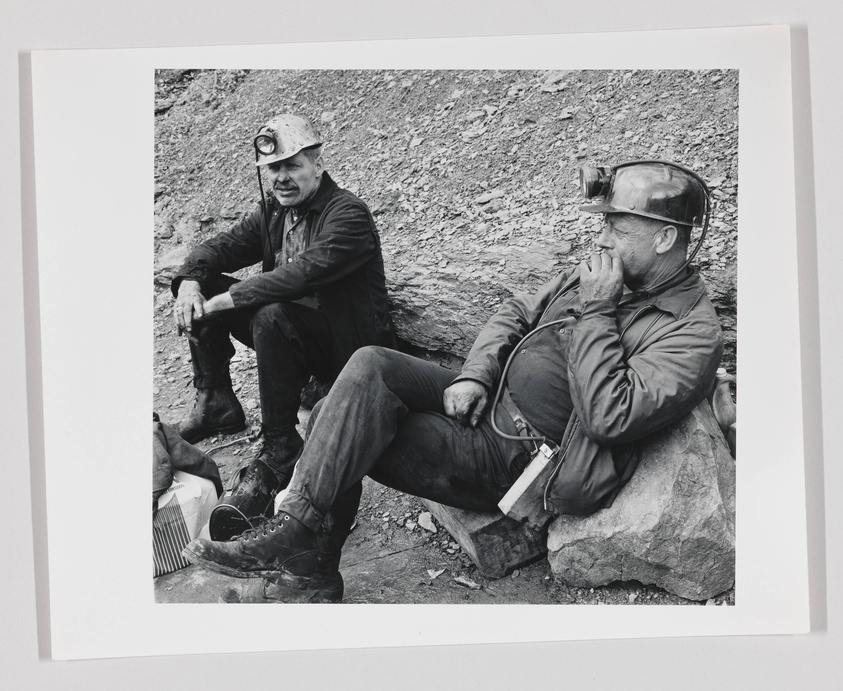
[170,114,395,542]
[183,160,724,604]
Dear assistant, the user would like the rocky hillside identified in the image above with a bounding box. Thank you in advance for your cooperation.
[154,68,738,373]
[152,69,738,607]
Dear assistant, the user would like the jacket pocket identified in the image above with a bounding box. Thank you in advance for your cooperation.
[544,420,621,516]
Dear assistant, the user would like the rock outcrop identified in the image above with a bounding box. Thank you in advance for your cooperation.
[422,500,547,579]
[547,401,735,601]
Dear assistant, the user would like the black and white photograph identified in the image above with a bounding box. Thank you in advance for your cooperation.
[26,29,811,663]
[151,68,739,607]
[10,0,843,683]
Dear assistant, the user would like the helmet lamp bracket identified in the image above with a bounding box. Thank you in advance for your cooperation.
[254,131,277,157]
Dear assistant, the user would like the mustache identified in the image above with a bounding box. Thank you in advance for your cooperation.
[274,183,298,191]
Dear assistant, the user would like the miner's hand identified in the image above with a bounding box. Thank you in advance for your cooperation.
[443,380,489,428]
[173,280,206,335]
[578,251,624,304]
[196,292,235,321]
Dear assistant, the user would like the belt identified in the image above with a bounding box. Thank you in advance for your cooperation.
[498,388,541,454]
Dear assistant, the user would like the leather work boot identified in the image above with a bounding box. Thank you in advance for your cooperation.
[216,536,345,604]
[221,574,343,605]
[174,387,246,444]
[182,511,318,584]
[275,547,344,602]
[208,432,304,541]
[223,483,362,603]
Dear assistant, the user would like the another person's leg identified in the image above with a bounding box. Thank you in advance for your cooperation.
[368,408,530,511]
[210,301,334,540]
[174,275,249,443]
[184,346,458,579]
[184,347,529,584]
[248,399,529,602]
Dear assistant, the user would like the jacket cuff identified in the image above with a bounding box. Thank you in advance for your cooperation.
[171,274,203,298]
[227,281,253,309]
[578,298,618,320]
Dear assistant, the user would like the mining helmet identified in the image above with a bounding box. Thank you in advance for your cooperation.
[253,114,322,166]
[579,160,709,228]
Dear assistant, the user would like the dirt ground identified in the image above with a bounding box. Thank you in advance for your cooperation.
[154,410,733,607]
[153,68,738,606]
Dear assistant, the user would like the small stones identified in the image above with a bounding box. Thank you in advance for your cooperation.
[473,189,505,205]
[418,512,437,533]
[453,575,481,590]
[154,69,737,607]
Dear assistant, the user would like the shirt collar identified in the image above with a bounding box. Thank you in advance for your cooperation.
[295,171,337,217]
[557,265,707,320]
[641,268,708,319]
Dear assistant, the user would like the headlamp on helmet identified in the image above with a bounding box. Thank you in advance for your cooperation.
[254,132,277,157]
[579,165,614,200]
[252,114,322,167]
[578,160,713,289]
[579,160,710,228]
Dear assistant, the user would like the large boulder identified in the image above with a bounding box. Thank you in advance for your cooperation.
[388,243,563,357]
[547,401,735,601]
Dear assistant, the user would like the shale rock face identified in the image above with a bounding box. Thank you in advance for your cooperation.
[547,401,736,601]
[154,69,739,372]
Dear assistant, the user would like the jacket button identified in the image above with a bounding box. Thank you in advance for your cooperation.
[287,258,293,263]
[520,349,526,354]
[558,328,565,334]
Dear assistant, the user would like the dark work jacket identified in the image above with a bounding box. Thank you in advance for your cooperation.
[153,421,223,512]
[172,172,396,373]
[455,267,724,516]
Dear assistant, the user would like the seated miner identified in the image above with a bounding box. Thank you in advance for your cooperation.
[170,113,395,541]
[183,161,724,603]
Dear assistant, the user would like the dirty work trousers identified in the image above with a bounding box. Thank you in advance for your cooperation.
[187,275,334,436]
[279,346,532,533]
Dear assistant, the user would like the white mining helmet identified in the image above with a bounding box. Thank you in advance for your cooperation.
[253,114,322,166]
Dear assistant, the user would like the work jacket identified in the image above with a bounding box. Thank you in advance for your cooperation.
[456,267,724,516]
[153,420,223,512]
[173,173,396,373]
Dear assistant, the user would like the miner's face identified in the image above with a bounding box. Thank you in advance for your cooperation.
[266,149,323,208]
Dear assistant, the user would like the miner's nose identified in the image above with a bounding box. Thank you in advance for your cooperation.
[269,164,288,180]
[597,226,613,250]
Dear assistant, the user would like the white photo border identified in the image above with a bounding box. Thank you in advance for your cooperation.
[31,27,807,660]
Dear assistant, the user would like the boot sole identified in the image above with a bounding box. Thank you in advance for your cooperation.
[218,577,343,604]
[181,544,316,588]
[177,420,247,445]
[265,576,344,603]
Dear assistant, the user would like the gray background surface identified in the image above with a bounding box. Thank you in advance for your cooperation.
[1,1,835,688]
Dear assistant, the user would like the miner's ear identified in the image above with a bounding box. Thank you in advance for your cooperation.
[313,152,325,176]
[654,224,678,255]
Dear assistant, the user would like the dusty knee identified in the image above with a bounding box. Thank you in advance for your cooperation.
[344,346,395,377]
[335,347,401,390]
[251,302,295,329]
[249,304,303,349]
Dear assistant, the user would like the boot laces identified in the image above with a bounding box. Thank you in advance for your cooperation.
[255,438,277,465]
[240,511,291,541]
